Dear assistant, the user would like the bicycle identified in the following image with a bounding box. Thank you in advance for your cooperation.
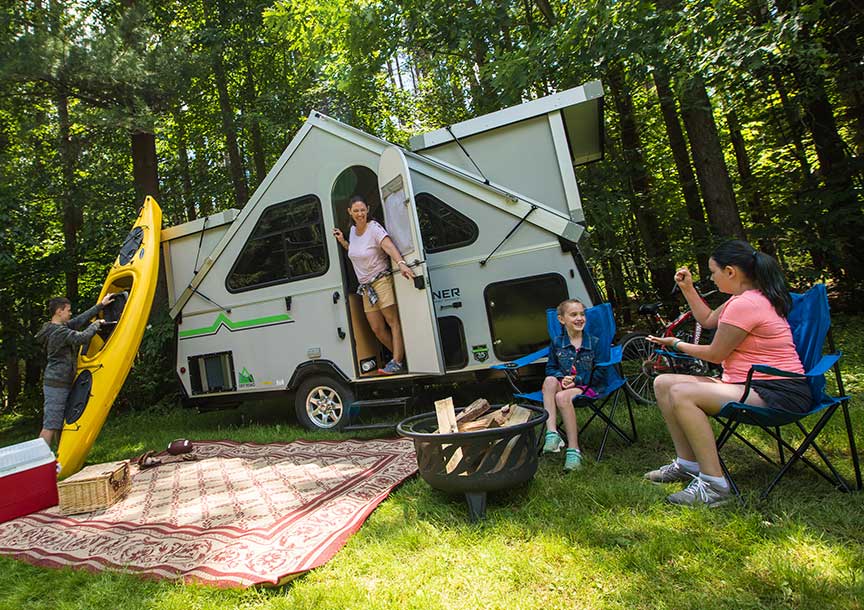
[619,286,722,404]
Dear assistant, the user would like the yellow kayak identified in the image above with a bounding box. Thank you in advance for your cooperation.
[57,197,162,477]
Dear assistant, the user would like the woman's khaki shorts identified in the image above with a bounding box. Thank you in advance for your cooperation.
[363,275,397,312]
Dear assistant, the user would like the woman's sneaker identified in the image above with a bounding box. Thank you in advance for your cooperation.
[378,360,404,375]
[644,461,696,483]
[563,448,582,472]
[542,431,565,453]
[666,475,732,507]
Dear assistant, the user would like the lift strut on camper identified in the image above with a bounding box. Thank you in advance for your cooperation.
[480,204,538,267]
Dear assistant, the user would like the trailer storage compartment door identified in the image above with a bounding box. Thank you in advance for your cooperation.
[378,146,445,375]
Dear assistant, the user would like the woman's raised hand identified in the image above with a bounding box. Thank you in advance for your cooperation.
[674,266,694,290]
[332,228,343,241]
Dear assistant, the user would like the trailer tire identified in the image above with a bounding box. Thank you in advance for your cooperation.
[295,375,354,431]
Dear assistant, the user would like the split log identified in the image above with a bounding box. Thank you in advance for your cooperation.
[434,397,458,434]
[457,404,512,432]
[455,398,491,424]
[435,397,462,473]
[490,405,535,472]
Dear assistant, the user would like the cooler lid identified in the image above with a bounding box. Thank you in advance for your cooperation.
[0,438,56,478]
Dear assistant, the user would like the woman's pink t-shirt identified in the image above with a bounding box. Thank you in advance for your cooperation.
[718,289,804,383]
[348,221,390,283]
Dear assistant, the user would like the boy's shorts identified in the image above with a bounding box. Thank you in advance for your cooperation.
[363,275,397,312]
[43,385,70,430]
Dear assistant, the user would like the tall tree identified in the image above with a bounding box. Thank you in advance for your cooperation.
[607,61,677,301]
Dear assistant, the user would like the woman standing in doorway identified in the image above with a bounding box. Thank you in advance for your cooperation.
[333,195,415,375]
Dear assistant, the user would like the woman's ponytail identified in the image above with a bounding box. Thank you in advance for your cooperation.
[711,240,792,317]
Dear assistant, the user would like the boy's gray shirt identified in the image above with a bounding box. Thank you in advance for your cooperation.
[35,303,102,388]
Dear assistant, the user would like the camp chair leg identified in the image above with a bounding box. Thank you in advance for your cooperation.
[625,391,637,441]
[582,396,635,457]
[761,410,852,499]
[738,424,838,487]
[841,401,863,490]
[718,454,743,502]
[776,427,785,465]
[596,395,617,462]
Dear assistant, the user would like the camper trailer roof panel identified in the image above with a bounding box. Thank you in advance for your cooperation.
[161,209,241,242]
[409,80,603,164]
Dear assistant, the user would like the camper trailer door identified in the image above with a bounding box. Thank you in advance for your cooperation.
[377,146,445,375]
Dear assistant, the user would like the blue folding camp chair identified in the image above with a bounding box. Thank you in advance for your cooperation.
[491,303,636,461]
[713,284,862,499]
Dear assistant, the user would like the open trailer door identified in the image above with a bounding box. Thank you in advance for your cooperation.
[377,146,445,375]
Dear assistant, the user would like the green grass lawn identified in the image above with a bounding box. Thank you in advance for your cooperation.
[1,316,863,610]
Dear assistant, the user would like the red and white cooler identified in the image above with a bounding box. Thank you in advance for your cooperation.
[0,438,59,524]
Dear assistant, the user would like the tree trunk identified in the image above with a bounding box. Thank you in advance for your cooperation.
[606,63,677,303]
[678,74,746,240]
[174,109,196,221]
[131,131,160,204]
[0,298,19,408]
[652,67,711,278]
[55,91,80,303]
[726,109,775,257]
[243,58,267,189]
[823,0,864,155]
[533,0,556,26]
[212,54,249,208]
[797,71,864,287]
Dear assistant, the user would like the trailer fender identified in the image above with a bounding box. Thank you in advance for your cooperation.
[287,360,352,391]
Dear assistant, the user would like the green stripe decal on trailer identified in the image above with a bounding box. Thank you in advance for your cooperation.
[179,313,294,339]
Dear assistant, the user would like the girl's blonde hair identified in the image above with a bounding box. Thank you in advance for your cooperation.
[556,298,585,316]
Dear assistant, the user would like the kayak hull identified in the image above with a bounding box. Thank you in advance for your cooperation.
[57,197,162,478]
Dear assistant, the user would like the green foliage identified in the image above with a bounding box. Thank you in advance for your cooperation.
[1,0,862,410]
[116,307,181,412]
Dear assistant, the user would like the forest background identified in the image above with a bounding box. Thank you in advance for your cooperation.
[0,0,861,413]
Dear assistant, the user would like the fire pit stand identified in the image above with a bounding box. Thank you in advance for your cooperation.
[397,404,547,520]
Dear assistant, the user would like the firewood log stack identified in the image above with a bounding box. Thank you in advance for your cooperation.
[435,398,532,433]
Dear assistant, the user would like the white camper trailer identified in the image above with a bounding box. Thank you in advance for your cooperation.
[161,80,605,430]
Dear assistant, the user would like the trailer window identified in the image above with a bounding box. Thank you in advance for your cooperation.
[415,193,478,253]
[227,195,328,292]
[484,273,568,360]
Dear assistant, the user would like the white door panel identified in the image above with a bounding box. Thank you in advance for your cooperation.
[378,147,445,375]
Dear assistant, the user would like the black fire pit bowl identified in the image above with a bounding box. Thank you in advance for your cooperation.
[397,403,547,521]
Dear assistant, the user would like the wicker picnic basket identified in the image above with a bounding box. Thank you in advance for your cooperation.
[57,460,130,515]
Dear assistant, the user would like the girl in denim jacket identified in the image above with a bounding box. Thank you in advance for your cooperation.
[541,299,606,471]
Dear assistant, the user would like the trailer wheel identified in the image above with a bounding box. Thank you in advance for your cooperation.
[295,375,354,431]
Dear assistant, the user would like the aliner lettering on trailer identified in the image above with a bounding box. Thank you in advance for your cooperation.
[432,287,461,301]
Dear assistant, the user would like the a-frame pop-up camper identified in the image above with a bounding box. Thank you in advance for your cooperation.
[161,80,605,430]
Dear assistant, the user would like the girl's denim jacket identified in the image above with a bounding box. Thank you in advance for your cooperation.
[545,333,606,394]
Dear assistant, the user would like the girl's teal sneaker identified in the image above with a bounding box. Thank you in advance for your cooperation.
[564,448,583,471]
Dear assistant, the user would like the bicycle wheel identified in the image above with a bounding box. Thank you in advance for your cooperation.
[619,331,674,404]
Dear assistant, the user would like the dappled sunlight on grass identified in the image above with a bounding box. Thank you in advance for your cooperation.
[1,316,863,609]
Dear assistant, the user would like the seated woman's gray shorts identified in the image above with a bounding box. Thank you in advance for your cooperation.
[43,385,70,430]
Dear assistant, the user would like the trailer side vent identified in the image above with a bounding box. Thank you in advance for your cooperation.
[188,351,237,395]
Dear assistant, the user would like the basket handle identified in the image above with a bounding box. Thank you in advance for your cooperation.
[109,466,129,491]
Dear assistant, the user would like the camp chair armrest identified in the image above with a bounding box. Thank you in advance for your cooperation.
[655,349,699,362]
[490,346,550,371]
[806,353,841,377]
[748,364,806,379]
[738,363,807,403]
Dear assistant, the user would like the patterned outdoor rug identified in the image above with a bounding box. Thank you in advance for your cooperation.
[0,438,417,587]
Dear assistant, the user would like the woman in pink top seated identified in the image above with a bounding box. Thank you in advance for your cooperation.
[333,195,414,375]
[643,240,811,507]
